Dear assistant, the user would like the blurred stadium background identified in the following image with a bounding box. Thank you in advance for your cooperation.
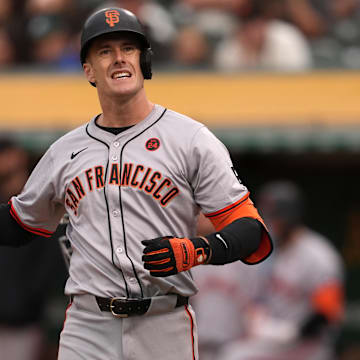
[0,0,360,359]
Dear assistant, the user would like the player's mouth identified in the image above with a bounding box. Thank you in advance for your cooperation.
[111,71,132,80]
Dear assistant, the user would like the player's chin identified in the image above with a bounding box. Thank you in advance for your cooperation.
[109,81,138,96]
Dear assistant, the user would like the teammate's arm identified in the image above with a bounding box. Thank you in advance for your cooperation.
[300,280,344,338]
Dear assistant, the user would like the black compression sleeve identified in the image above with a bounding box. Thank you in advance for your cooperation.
[0,203,38,247]
[205,217,262,265]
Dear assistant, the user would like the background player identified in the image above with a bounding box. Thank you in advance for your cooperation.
[0,7,272,359]
[217,180,345,360]
[192,213,270,360]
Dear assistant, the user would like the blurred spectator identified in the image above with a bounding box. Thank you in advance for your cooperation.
[0,0,13,23]
[0,27,16,66]
[171,25,210,68]
[171,0,251,58]
[284,0,360,68]
[218,180,345,360]
[25,0,72,15]
[285,0,329,39]
[180,0,251,12]
[213,0,313,71]
[23,0,83,70]
[0,0,358,70]
[285,0,359,39]
[0,138,67,360]
[27,14,80,70]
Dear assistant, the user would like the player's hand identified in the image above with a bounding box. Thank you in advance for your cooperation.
[141,236,211,277]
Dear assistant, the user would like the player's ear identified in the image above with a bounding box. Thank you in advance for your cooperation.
[83,62,96,84]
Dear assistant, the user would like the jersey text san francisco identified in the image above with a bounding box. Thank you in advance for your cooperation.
[65,162,180,215]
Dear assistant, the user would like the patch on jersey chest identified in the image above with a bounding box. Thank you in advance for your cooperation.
[145,138,160,151]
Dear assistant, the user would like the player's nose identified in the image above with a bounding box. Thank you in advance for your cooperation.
[113,47,126,63]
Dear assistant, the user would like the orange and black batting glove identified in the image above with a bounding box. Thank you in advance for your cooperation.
[141,236,212,277]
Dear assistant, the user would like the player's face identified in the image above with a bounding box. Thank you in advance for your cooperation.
[83,33,144,98]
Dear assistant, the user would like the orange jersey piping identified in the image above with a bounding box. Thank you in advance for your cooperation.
[205,194,273,264]
[9,200,53,238]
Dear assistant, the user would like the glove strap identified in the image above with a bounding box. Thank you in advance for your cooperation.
[196,236,212,264]
[169,237,195,272]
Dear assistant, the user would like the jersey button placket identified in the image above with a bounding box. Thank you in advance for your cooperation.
[110,142,142,297]
[112,209,120,217]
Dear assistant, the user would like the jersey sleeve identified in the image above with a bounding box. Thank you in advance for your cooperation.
[188,126,272,264]
[188,126,247,212]
[9,146,65,237]
[307,247,345,322]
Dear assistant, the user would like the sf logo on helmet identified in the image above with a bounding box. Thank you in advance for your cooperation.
[105,9,120,27]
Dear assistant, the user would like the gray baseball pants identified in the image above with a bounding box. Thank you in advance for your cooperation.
[58,293,198,360]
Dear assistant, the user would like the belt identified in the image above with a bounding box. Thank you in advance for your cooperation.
[95,295,189,318]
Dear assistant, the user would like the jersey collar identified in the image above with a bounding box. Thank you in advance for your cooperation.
[86,104,166,145]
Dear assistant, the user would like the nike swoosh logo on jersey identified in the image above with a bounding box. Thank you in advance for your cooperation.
[71,147,88,160]
[215,233,228,248]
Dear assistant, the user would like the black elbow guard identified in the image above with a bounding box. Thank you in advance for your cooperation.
[206,217,262,265]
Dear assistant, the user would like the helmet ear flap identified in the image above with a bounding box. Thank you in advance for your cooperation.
[141,48,153,80]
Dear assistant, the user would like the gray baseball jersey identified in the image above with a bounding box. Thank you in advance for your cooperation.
[10,104,249,299]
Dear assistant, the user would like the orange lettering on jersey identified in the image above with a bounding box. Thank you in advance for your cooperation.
[121,163,133,186]
[139,168,152,190]
[66,162,181,217]
[160,188,179,207]
[66,188,79,216]
[130,165,144,188]
[95,166,105,188]
[109,163,120,185]
[85,168,94,191]
[72,177,85,199]
[67,188,79,208]
[145,172,162,193]
[65,198,77,216]
[153,178,171,199]
[105,9,120,28]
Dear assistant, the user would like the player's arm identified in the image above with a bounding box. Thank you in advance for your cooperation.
[0,203,67,248]
[142,194,272,277]
[248,280,344,343]
[1,144,65,247]
[142,125,272,277]
[300,280,344,338]
[0,203,40,246]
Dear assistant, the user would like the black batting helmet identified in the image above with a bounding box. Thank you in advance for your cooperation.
[80,7,152,80]
[256,180,304,228]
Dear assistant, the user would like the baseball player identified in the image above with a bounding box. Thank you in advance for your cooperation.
[219,181,345,360]
[0,7,273,360]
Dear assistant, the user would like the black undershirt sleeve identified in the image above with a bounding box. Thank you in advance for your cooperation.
[0,203,39,247]
[193,217,263,265]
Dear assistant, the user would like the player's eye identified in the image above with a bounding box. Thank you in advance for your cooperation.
[123,46,136,53]
[99,48,111,55]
